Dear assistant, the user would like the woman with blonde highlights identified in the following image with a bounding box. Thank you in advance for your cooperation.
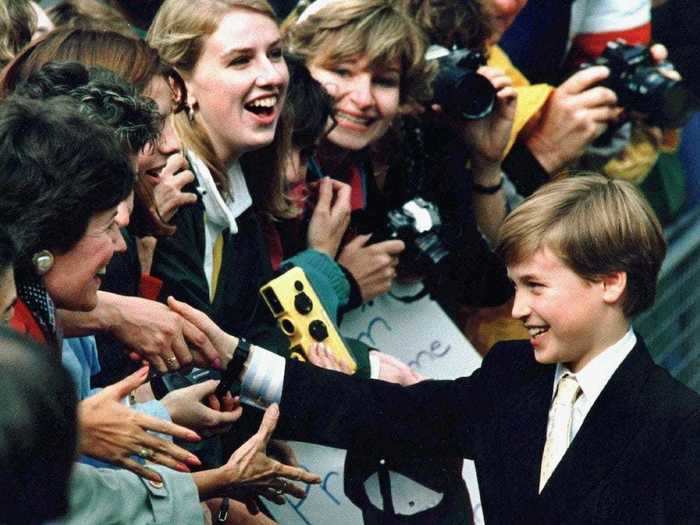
[283,0,518,522]
[284,0,516,307]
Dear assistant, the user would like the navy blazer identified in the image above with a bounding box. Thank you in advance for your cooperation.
[278,339,700,524]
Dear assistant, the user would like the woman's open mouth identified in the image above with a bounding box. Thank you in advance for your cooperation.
[244,95,278,121]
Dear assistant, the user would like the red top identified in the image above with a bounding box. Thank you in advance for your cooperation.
[10,298,48,345]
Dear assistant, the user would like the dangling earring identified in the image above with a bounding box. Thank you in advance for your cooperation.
[32,250,54,275]
[187,104,195,123]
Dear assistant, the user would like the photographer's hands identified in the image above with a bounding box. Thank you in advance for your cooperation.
[453,66,518,166]
[521,65,622,173]
[338,234,405,302]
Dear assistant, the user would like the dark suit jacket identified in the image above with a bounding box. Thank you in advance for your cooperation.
[278,339,700,524]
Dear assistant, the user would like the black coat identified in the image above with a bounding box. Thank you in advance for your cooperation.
[278,339,700,524]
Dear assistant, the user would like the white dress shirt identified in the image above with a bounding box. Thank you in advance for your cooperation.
[548,329,637,443]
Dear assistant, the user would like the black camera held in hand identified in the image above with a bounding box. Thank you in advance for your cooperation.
[372,197,448,276]
[583,39,698,128]
[426,45,496,120]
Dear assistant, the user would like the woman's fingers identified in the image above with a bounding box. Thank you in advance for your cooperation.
[255,404,280,446]
[107,365,149,399]
[135,411,201,443]
[275,463,321,485]
[120,457,163,483]
[139,431,202,467]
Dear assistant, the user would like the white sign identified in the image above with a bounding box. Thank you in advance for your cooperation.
[267,282,484,524]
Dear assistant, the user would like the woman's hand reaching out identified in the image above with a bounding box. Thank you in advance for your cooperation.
[77,365,203,482]
[193,404,321,513]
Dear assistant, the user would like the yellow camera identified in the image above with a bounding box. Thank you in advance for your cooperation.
[260,266,357,372]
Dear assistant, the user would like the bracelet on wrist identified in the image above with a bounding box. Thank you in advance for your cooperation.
[215,337,251,397]
[472,175,504,194]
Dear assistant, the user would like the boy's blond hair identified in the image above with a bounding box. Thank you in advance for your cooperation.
[496,174,666,318]
[284,0,435,108]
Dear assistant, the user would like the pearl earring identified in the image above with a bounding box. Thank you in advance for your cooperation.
[32,250,54,275]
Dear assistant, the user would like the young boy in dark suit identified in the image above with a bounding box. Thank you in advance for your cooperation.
[172,174,700,524]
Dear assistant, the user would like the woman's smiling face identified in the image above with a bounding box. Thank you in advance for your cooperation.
[185,7,289,164]
[43,206,126,311]
[309,54,401,151]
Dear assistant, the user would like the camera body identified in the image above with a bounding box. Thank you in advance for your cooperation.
[260,265,357,372]
[372,197,448,276]
[427,45,496,120]
[585,39,697,128]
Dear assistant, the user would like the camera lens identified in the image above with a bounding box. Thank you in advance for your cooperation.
[294,293,313,314]
[281,319,296,335]
[309,320,329,341]
[294,280,304,291]
[432,55,496,120]
[624,67,692,127]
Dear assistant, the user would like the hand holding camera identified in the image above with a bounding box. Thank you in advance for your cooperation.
[521,65,622,173]
[580,40,695,129]
[338,234,404,302]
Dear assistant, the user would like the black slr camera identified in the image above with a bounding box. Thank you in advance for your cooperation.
[585,39,698,128]
[427,45,496,120]
[372,197,448,276]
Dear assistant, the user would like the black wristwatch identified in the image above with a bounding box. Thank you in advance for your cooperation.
[215,337,251,398]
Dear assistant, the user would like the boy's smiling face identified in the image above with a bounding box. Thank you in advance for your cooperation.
[508,246,627,373]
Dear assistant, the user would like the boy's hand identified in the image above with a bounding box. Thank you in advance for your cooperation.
[167,296,237,367]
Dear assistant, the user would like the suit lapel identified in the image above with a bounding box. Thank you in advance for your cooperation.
[498,359,555,505]
[537,341,654,517]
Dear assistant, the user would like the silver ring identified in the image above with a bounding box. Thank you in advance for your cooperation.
[137,447,155,460]
[273,488,284,496]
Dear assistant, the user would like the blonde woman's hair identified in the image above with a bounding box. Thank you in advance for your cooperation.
[148,0,293,217]
[496,174,666,318]
[284,0,434,108]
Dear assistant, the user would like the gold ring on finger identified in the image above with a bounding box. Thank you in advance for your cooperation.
[137,447,155,460]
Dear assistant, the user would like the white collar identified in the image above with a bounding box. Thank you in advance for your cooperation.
[186,151,252,234]
[553,329,637,406]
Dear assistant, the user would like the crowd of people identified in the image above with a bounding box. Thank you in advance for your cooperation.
[0,0,697,524]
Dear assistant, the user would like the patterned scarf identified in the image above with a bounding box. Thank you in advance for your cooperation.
[16,276,62,349]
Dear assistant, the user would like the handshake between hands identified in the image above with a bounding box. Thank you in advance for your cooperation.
[82,293,423,508]
[77,295,320,510]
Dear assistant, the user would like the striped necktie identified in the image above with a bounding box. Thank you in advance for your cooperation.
[539,374,581,492]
